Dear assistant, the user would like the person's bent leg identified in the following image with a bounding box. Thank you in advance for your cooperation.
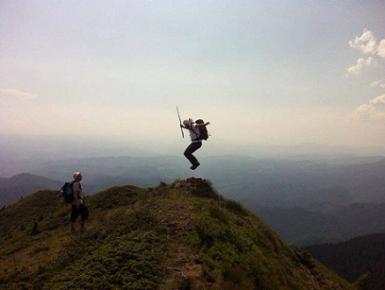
[79,204,89,230]
[70,205,79,232]
[191,142,202,169]
[184,142,201,165]
[184,143,197,165]
[184,142,202,169]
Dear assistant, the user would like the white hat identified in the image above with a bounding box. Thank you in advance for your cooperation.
[73,171,82,179]
[183,119,194,127]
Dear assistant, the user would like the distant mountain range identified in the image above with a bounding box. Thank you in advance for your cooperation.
[255,203,385,246]
[16,155,385,206]
[306,233,385,290]
[0,173,61,206]
[2,155,385,246]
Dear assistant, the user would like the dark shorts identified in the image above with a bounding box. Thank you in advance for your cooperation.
[70,203,89,223]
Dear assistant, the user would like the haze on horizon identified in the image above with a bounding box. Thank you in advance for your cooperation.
[1,0,385,154]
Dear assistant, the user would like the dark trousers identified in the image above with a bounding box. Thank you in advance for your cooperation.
[70,203,89,223]
[184,141,202,165]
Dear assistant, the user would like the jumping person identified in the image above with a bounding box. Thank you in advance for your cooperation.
[181,118,210,170]
[70,171,89,232]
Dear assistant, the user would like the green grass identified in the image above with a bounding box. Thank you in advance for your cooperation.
[0,180,356,290]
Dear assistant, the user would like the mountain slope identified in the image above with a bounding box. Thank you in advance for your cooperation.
[306,234,385,290]
[0,178,355,290]
[0,173,61,206]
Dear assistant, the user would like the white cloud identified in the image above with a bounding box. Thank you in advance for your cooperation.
[347,29,385,76]
[346,57,376,75]
[370,80,385,89]
[370,80,382,88]
[0,88,37,100]
[353,94,385,120]
[378,39,385,59]
[349,29,378,55]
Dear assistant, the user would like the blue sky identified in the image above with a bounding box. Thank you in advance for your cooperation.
[1,0,385,152]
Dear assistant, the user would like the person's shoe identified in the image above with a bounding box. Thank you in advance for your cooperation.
[190,162,200,170]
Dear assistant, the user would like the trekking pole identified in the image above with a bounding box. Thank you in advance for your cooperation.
[176,106,184,138]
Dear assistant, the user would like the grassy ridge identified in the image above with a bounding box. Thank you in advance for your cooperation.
[0,178,356,290]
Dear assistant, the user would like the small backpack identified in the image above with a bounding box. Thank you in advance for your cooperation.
[61,181,74,204]
[197,124,209,140]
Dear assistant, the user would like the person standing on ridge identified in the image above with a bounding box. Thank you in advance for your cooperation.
[181,118,210,170]
[70,171,88,232]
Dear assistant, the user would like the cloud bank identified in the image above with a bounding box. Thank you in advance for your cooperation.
[0,89,37,100]
[349,29,377,55]
[346,57,376,75]
[378,39,385,58]
[353,94,385,120]
[347,29,385,75]
[370,80,385,89]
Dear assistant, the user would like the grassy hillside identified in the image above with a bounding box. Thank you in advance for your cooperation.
[0,178,355,290]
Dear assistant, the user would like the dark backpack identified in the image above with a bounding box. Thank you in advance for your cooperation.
[61,181,74,204]
[197,124,209,140]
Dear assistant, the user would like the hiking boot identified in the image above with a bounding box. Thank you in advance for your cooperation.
[190,162,200,170]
